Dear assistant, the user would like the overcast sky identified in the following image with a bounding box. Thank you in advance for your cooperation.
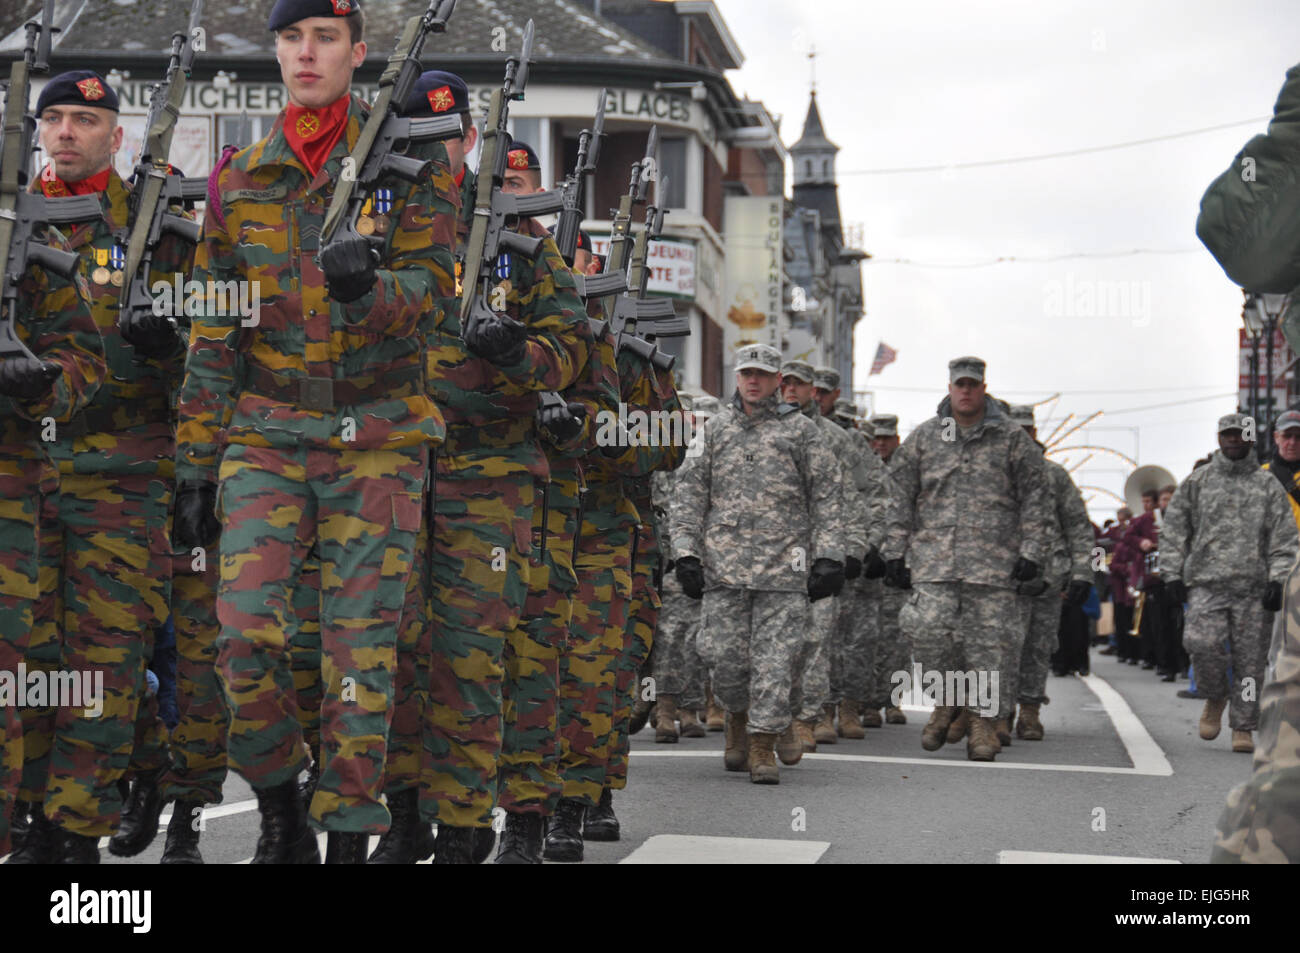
[716,0,1298,519]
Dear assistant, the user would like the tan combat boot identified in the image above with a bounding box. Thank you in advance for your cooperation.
[678,707,707,738]
[705,692,725,732]
[967,716,999,761]
[837,700,866,739]
[724,710,749,772]
[1231,730,1254,753]
[653,695,679,744]
[795,719,817,753]
[945,708,970,745]
[776,724,804,765]
[921,706,957,751]
[814,704,838,744]
[861,707,884,728]
[748,732,780,784]
[994,717,1012,747]
[1199,697,1227,740]
[885,706,908,724]
[1016,703,1044,741]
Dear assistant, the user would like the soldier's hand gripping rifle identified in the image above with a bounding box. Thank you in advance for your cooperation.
[316,0,461,303]
[0,0,101,363]
[117,0,209,357]
[458,19,568,363]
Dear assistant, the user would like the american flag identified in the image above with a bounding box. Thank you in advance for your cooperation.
[869,342,898,375]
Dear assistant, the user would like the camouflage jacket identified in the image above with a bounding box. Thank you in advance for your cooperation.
[42,171,192,476]
[884,395,1053,588]
[671,390,843,592]
[177,95,456,484]
[0,228,103,469]
[1041,454,1096,585]
[802,401,889,556]
[1161,450,1298,589]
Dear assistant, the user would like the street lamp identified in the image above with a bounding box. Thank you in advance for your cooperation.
[1254,291,1291,430]
[1242,291,1263,428]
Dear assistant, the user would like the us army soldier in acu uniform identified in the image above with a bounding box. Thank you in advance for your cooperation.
[884,357,1052,762]
[672,344,843,784]
[174,0,456,864]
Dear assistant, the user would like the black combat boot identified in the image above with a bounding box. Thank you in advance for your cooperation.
[53,829,101,864]
[298,759,320,812]
[583,787,620,841]
[471,827,496,864]
[542,798,586,862]
[159,800,205,864]
[494,812,544,864]
[8,799,31,852]
[431,824,476,864]
[325,831,368,864]
[108,765,166,857]
[252,778,320,864]
[5,804,55,864]
[367,788,435,864]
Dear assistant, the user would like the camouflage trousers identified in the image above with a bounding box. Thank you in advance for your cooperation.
[650,569,707,709]
[1184,582,1272,731]
[286,558,324,761]
[899,582,1018,719]
[790,593,834,722]
[159,554,228,804]
[499,472,578,815]
[0,459,43,854]
[386,517,430,798]
[831,577,882,708]
[215,443,424,834]
[608,530,660,790]
[419,461,531,828]
[698,588,809,735]
[24,472,172,837]
[561,485,634,806]
[1014,582,1064,707]
[875,585,912,709]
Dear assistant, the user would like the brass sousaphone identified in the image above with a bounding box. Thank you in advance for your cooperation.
[1122,465,1175,636]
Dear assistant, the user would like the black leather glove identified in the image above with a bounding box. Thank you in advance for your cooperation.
[0,357,61,400]
[1011,557,1041,583]
[172,480,220,551]
[318,234,379,303]
[1166,579,1188,606]
[538,396,587,442]
[884,557,911,590]
[1065,579,1092,607]
[463,310,528,366]
[863,545,887,580]
[121,311,181,360]
[675,555,704,600]
[844,555,862,580]
[807,558,845,602]
[1019,578,1050,597]
[1263,581,1283,612]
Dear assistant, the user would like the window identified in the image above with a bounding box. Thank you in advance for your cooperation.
[657,137,687,209]
[823,158,830,178]
[217,114,276,154]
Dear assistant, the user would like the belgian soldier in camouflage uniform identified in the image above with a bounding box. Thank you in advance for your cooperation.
[868,414,910,726]
[0,232,102,860]
[884,357,1052,762]
[1006,405,1096,743]
[673,344,843,784]
[1161,413,1298,754]
[175,1,456,863]
[13,72,192,865]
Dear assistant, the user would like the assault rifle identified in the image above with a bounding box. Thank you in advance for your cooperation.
[0,0,101,361]
[553,89,605,266]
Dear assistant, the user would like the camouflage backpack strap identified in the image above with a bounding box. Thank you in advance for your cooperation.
[207,145,240,233]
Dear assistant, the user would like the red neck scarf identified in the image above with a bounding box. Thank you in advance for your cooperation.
[455,166,465,188]
[38,165,111,198]
[284,94,351,179]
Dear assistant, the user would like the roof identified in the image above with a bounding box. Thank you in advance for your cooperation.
[1,0,667,60]
[790,90,837,154]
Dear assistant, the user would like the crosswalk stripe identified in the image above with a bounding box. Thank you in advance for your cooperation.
[620,834,829,864]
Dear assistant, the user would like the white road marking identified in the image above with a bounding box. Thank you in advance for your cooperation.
[632,748,1159,775]
[998,849,1180,864]
[620,834,829,864]
[1080,672,1173,776]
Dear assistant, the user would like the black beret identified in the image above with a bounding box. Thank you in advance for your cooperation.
[36,70,118,113]
[505,138,540,172]
[403,70,469,117]
[268,0,361,32]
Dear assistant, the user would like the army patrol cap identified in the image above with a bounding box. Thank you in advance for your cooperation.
[268,0,362,32]
[36,70,119,113]
[780,360,815,383]
[1009,404,1036,428]
[1217,412,1253,434]
[869,414,898,436]
[949,356,986,384]
[813,366,840,390]
[859,418,876,437]
[833,398,858,419]
[1275,410,1300,433]
[734,343,781,373]
[693,394,721,415]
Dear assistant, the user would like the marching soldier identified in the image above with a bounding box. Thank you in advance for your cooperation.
[174,0,455,863]
[868,413,909,726]
[672,344,843,784]
[1160,414,1298,753]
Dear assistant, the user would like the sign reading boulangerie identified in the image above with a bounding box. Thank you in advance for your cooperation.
[723,196,783,359]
